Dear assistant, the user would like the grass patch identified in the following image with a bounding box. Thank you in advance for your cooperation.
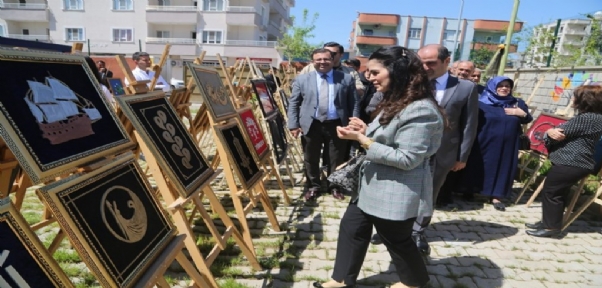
[219,278,253,288]
[54,249,81,263]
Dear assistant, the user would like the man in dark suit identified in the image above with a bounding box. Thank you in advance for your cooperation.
[287,48,359,201]
[413,44,479,254]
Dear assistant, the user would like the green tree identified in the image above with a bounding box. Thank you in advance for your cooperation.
[469,47,496,68]
[277,9,320,61]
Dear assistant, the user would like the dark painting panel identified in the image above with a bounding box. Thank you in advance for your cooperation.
[268,114,288,164]
[251,79,277,119]
[526,112,568,155]
[122,96,213,197]
[52,161,173,287]
[108,78,126,96]
[187,63,236,122]
[279,90,289,113]
[0,57,130,173]
[218,124,261,189]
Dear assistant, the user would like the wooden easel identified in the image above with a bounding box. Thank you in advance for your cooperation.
[514,151,548,205]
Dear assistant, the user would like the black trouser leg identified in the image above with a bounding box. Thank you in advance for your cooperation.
[373,216,430,287]
[302,121,325,190]
[331,202,372,285]
[541,164,590,229]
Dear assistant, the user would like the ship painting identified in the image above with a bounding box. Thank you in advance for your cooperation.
[23,76,102,145]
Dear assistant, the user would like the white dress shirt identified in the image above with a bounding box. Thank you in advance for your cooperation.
[314,70,338,120]
[125,67,170,91]
[433,72,449,104]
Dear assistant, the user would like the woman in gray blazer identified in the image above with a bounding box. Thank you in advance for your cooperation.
[313,46,445,288]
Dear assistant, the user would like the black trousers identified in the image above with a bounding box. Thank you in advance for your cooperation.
[542,164,590,229]
[302,119,347,190]
[332,202,430,286]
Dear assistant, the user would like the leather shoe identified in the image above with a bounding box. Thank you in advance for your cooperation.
[525,221,544,230]
[312,281,353,288]
[331,188,345,200]
[492,201,506,211]
[526,228,561,238]
[370,234,382,245]
[304,189,319,201]
[413,234,431,256]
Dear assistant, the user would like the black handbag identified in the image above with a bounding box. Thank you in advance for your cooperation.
[327,154,366,195]
[518,133,531,151]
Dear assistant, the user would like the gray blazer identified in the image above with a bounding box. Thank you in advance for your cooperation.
[287,70,359,134]
[435,75,479,169]
[356,99,444,221]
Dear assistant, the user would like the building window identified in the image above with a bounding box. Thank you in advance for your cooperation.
[409,28,421,39]
[158,0,170,5]
[363,29,373,36]
[64,0,83,10]
[443,30,456,41]
[66,28,84,41]
[113,0,133,11]
[156,30,170,38]
[203,0,224,11]
[202,31,222,44]
[485,36,493,42]
[112,28,133,42]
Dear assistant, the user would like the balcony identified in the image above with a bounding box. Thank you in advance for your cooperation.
[146,37,197,55]
[270,0,287,18]
[0,1,48,22]
[357,13,399,27]
[474,20,523,32]
[224,40,277,47]
[564,28,587,35]
[146,5,197,24]
[225,7,262,27]
[356,35,397,46]
[472,42,517,53]
[7,34,50,42]
[267,20,282,37]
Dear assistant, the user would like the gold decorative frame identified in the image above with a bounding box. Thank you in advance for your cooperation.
[187,63,237,122]
[36,154,175,288]
[0,197,73,287]
[0,48,133,184]
[116,92,214,198]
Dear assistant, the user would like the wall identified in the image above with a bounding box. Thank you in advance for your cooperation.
[503,66,602,118]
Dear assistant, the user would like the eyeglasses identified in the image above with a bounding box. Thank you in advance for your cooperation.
[313,58,333,63]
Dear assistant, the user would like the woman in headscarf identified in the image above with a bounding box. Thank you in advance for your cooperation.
[458,76,533,211]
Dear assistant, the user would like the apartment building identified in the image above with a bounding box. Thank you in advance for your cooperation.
[0,0,294,80]
[348,13,523,69]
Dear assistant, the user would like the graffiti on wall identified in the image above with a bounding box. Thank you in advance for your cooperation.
[550,71,600,102]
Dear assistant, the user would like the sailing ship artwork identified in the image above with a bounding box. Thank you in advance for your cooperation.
[24,75,102,145]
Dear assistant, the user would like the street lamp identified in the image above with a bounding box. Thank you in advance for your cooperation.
[450,0,465,62]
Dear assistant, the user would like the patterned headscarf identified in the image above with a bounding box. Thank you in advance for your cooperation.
[478,76,518,107]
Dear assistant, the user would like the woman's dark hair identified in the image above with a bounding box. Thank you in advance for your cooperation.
[369,46,445,125]
[573,85,602,114]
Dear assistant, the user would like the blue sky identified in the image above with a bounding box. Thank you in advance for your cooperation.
[289,0,602,50]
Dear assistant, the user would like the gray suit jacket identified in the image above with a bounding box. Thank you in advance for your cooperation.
[356,99,444,221]
[287,70,359,134]
[435,74,479,169]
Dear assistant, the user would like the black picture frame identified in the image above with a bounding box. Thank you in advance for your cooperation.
[214,122,262,190]
[186,63,237,122]
[279,89,289,114]
[251,79,278,119]
[37,155,175,288]
[0,49,133,184]
[116,92,214,198]
[267,114,288,164]
[0,198,74,288]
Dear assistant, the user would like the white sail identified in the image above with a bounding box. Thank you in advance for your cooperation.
[24,98,45,123]
[27,80,57,103]
[38,104,68,122]
[83,108,102,121]
[47,78,79,101]
[57,100,80,117]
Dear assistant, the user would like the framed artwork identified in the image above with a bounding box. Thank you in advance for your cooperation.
[37,155,175,288]
[267,114,288,164]
[186,63,237,122]
[116,92,214,198]
[251,79,277,119]
[108,78,126,96]
[279,90,289,114]
[238,107,269,161]
[214,122,262,190]
[0,198,73,288]
[526,112,569,155]
[0,48,133,184]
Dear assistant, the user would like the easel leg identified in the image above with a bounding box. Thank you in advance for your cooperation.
[257,182,281,232]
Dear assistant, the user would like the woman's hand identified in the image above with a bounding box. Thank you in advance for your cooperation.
[546,128,565,141]
[347,117,368,134]
[504,107,527,117]
[336,126,361,141]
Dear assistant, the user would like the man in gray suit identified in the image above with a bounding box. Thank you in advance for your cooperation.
[287,48,359,201]
[413,44,479,255]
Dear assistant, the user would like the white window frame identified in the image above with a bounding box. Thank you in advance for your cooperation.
[409,28,421,39]
[202,0,224,11]
[156,30,170,38]
[112,0,134,11]
[65,27,85,42]
[112,28,134,42]
[201,30,222,44]
[0,25,5,37]
[63,0,84,10]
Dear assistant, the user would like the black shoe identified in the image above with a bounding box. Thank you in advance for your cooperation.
[462,193,474,201]
[312,282,354,288]
[526,229,561,238]
[370,234,382,245]
[493,201,506,211]
[304,189,319,201]
[413,234,431,255]
[525,221,544,230]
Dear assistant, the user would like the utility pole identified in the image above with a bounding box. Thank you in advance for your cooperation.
[450,0,464,62]
[497,0,520,75]
[546,19,562,67]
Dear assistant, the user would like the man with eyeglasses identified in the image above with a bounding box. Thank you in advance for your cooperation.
[287,48,359,202]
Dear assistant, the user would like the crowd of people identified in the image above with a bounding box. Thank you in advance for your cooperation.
[285,42,602,288]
